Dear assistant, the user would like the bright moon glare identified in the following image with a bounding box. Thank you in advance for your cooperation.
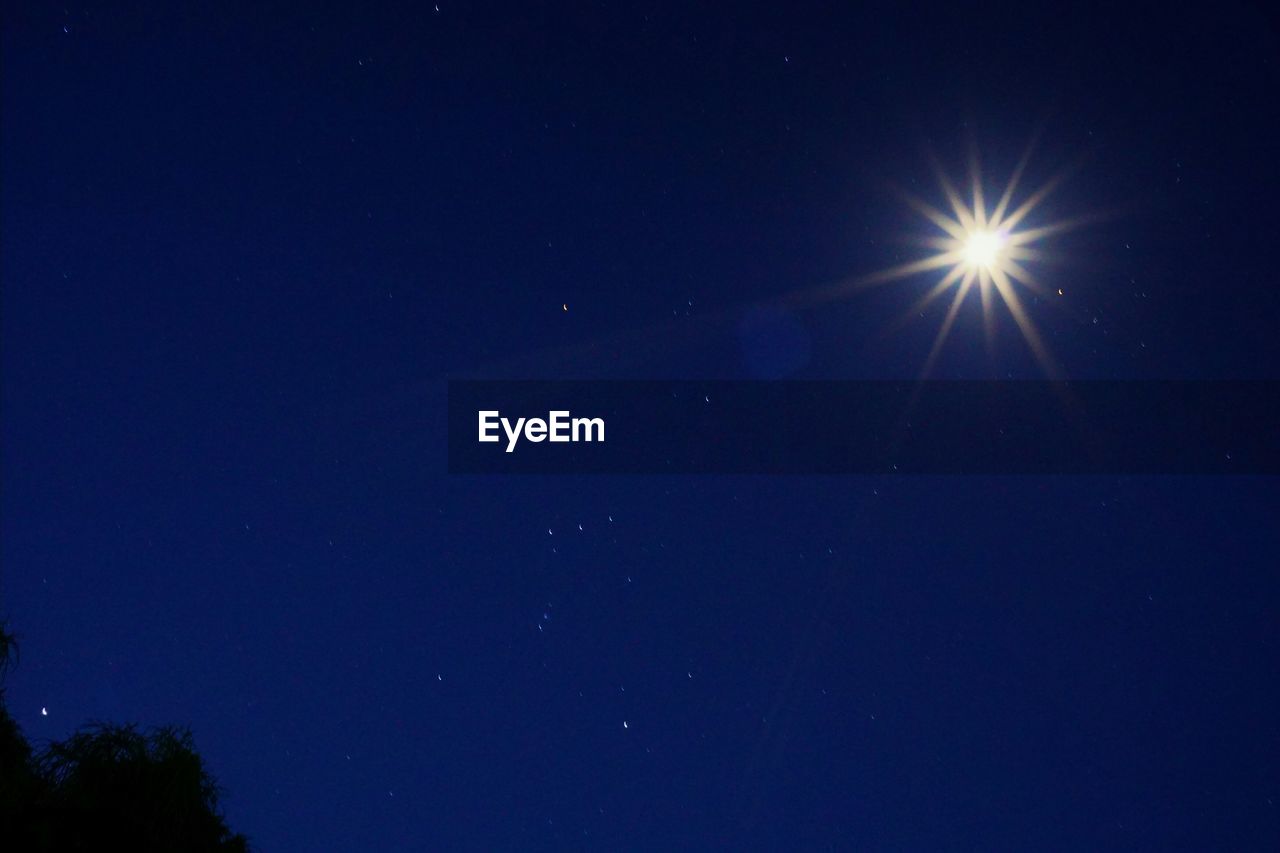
[963,229,1004,270]
[796,135,1089,378]
[815,139,1089,379]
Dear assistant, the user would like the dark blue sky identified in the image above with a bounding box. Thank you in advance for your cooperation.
[4,1,1280,849]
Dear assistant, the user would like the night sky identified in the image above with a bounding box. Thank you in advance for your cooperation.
[4,2,1280,849]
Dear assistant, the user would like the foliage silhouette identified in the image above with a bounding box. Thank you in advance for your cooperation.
[1,624,248,851]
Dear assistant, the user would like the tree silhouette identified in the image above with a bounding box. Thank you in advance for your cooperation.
[1,625,248,851]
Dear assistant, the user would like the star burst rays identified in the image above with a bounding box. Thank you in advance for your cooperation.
[815,138,1089,379]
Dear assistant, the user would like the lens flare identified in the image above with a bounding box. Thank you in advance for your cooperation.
[800,134,1091,378]
[900,153,1068,378]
